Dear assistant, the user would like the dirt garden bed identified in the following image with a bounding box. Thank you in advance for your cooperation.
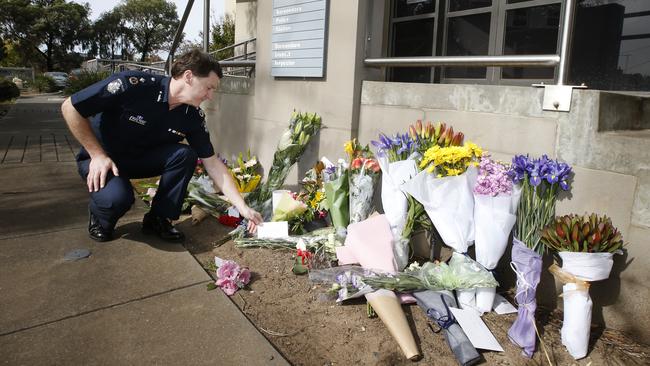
[176,216,650,366]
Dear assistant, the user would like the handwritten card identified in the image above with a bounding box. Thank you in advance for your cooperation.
[256,221,289,239]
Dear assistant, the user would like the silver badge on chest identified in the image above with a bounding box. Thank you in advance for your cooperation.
[106,79,123,94]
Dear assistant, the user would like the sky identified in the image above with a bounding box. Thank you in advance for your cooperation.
[73,0,226,44]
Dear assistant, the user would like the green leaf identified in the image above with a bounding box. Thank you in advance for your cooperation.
[206,282,217,291]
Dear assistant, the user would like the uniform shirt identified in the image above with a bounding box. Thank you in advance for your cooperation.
[71,70,215,159]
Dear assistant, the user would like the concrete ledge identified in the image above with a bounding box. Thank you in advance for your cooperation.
[598,92,650,131]
[0,283,288,365]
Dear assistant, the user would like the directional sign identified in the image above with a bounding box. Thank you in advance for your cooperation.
[271,0,328,78]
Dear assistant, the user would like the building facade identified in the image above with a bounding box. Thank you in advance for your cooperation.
[205,0,650,342]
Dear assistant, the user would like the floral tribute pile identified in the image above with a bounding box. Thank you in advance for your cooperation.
[183,113,626,363]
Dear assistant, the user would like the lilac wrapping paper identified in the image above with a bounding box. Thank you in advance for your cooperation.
[507,238,542,358]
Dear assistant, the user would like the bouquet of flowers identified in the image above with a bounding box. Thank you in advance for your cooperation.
[345,139,380,223]
[371,131,419,269]
[271,165,329,235]
[234,226,342,260]
[542,214,624,359]
[334,214,420,360]
[185,158,232,216]
[323,160,350,231]
[229,150,261,193]
[213,257,251,296]
[507,155,572,358]
[472,155,521,312]
[246,111,323,219]
[401,141,482,255]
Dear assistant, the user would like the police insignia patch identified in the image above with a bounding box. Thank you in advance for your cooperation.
[129,76,139,85]
[106,79,123,94]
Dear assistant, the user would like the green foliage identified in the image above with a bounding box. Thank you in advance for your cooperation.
[63,70,109,95]
[0,0,92,70]
[32,74,57,93]
[210,13,235,60]
[92,8,132,60]
[119,0,179,62]
[0,78,20,101]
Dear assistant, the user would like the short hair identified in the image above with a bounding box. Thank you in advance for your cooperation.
[171,48,223,79]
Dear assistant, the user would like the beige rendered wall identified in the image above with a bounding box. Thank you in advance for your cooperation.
[359,81,650,343]
[208,1,383,183]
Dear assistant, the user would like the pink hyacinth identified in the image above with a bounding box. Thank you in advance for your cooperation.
[217,260,240,280]
[238,267,251,286]
[217,278,239,296]
[474,156,513,196]
[215,259,250,296]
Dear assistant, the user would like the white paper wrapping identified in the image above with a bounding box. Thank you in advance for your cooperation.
[559,252,614,282]
[377,156,417,270]
[473,186,521,313]
[561,283,592,359]
[473,187,521,270]
[475,287,496,314]
[401,166,478,253]
[349,172,375,224]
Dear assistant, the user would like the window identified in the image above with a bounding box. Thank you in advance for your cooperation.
[388,0,650,90]
[388,0,437,82]
[389,0,564,85]
[569,0,650,91]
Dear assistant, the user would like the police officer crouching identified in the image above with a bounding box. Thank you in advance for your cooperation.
[61,49,262,242]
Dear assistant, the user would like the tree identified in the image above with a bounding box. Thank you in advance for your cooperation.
[210,13,235,60]
[92,8,132,60]
[0,0,92,70]
[118,0,179,62]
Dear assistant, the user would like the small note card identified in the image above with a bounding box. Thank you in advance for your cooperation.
[256,221,289,239]
[450,307,504,352]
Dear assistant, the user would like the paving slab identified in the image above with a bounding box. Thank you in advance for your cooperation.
[0,283,287,366]
[0,227,209,335]
[0,163,146,239]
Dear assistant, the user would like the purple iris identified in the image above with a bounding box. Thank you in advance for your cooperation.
[510,154,572,190]
[396,133,417,156]
[529,163,542,187]
[509,155,531,183]
[371,133,393,152]
[324,165,337,176]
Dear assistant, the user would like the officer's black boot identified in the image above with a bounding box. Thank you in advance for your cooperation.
[88,209,113,242]
[142,212,185,242]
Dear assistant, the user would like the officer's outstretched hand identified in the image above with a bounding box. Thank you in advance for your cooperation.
[88,154,119,192]
[239,206,263,234]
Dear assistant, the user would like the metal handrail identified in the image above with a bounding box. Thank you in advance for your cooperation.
[364,55,560,67]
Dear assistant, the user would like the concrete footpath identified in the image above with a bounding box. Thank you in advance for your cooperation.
[0,96,288,365]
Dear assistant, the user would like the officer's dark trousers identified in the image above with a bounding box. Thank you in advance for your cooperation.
[77,144,198,230]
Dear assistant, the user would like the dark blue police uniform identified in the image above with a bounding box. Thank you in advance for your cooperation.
[71,70,215,231]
